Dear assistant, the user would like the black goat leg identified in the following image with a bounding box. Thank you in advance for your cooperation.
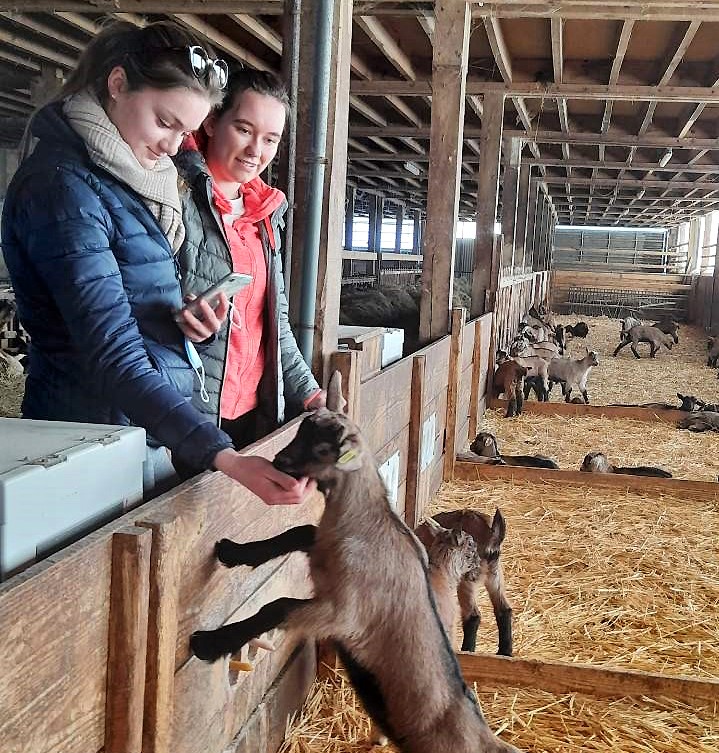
[461,613,481,652]
[216,525,317,568]
[495,605,513,657]
[191,597,311,662]
[581,389,589,404]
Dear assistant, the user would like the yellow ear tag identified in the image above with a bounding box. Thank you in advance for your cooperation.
[337,448,358,465]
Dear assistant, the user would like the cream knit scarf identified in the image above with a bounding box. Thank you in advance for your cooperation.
[63,90,185,252]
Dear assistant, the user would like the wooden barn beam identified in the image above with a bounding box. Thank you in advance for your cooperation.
[637,21,701,139]
[525,158,719,174]
[469,3,719,22]
[349,80,719,103]
[500,137,522,271]
[0,12,86,51]
[419,0,470,342]
[472,91,504,317]
[507,129,719,150]
[0,26,75,68]
[542,177,719,191]
[230,13,282,54]
[355,15,416,81]
[54,12,100,35]
[515,162,532,271]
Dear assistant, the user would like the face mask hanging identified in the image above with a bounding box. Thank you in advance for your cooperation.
[184,338,210,403]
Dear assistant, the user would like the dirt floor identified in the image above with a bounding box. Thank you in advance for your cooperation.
[547,315,718,406]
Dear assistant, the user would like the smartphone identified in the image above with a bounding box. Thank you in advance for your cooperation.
[184,272,253,315]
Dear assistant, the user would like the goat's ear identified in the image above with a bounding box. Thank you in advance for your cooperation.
[326,371,347,414]
[490,508,506,546]
[677,392,684,400]
[484,436,493,447]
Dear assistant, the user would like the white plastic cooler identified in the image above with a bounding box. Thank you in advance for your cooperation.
[0,418,146,580]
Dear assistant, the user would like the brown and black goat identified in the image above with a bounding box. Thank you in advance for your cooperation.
[190,373,520,753]
[492,358,528,418]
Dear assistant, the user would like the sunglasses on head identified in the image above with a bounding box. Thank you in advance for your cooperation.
[186,45,229,89]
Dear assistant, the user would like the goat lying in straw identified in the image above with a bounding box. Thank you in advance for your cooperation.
[190,373,520,753]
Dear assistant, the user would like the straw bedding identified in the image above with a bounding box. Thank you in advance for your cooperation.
[546,315,718,406]
[0,371,23,418]
[480,408,719,481]
[280,480,719,752]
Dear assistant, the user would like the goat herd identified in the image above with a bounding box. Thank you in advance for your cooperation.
[489,301,719,476]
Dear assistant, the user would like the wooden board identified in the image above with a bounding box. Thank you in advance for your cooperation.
[416,334,452,405]
[458,652,719,705]
[488,398,688,424]
[453,460,719,501]
[0,524,138,753]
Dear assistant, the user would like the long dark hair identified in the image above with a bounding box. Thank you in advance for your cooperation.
[61,20,225,107]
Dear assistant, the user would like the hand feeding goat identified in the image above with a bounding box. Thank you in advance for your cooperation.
[547,348,599,404]
[580,451,672,478]
[613,325,673,359]
[191,373,520,753]
[420,509,513,657]
[469,431,559,470]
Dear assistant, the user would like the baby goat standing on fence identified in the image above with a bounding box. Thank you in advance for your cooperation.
[190,373,520,753]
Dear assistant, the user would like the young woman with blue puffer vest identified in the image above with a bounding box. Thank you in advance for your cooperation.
[1,21,315,506]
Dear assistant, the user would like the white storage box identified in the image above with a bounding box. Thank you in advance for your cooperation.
[337,325,405,380]
[0,418,146,580]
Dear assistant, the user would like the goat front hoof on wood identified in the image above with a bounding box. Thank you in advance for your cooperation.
[215,538,260,568]
[190,630,231,662]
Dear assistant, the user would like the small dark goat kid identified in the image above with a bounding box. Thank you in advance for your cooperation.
[563,321,590,340]
[651,319,680,344]
[707,337,719,368]
[492,358,528,418]
[580,451,672,478]
[470,431,559,470]
[418,509,513,656]
[190,373,520,753]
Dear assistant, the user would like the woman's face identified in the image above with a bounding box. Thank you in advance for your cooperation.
[106,66,211,169]
[203,89,286,188]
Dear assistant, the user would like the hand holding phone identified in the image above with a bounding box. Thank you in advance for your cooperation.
[183,272,253,316]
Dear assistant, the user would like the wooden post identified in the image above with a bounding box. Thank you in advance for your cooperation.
[394,204,405,252]
[468,317,484,440]
[344,184,356,250]
[500,137,523,274]
[471,91,504,317]
[369,195,384,286]
[412,209,422,254]
[328,349,361,421]
[289,0,352,381]
[524,177,540,272]
[444,307,466,481]
[515,162,532,272]
[105,527,152,753]
[404,354,426,528]
[418,0,471,344]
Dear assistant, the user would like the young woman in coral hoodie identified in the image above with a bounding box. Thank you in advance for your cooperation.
[174,69,325,493]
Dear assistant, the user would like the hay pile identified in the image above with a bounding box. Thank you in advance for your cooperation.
[0,371,24,418]
[280,480,719,752]
[480,408,719,481]
[547,315,718,406]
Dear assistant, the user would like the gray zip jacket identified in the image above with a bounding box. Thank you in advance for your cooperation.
[174,148,319,435]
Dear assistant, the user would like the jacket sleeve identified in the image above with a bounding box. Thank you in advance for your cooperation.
[274,259,321,408]
[18,167,233,470]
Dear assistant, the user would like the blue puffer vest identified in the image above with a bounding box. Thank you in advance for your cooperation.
[0,102,233,470]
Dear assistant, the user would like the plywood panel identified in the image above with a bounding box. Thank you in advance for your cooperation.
[417,335,452,404]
